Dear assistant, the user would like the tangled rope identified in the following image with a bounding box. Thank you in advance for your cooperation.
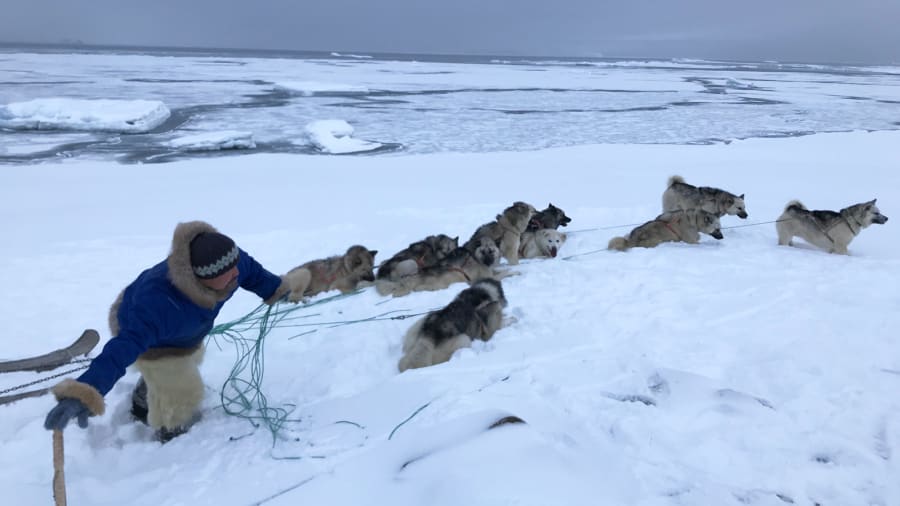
[208,291,363,445]
[207,290,432,445]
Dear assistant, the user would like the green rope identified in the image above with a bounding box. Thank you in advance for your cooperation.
[388,401,431,440]
[206,290,429,446]
[208,290,364,446]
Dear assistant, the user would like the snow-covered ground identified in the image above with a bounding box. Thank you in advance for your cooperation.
[1,130,898,506]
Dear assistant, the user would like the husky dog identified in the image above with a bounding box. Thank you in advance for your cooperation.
[662,175,748,219]
[776,199,888,255]
[526,203,572,232]
[464,201,537,265]
[285,245,378,302]
[376,234,458,282]
[608,209,723,251]
[377,239,516,297]
[518,229,566,259]
[398,278,509,372]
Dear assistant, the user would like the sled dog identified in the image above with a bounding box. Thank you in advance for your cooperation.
[398,278,509,371]
[285,245,378,302]
[464,201,537,265]
[376,234,458,282]
[526,203,572,232]
[776,199,888,255]
[376,239,516,297]
[608,209,723,251]
[662,175,748,218]
[518,229,566,259]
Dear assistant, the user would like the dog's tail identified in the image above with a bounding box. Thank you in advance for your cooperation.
[398,336,435,372]
[375,278,399,296]
[667,175,685,188]
[375,276,416,297]
[608,236,630,251]
[784,200,806,212]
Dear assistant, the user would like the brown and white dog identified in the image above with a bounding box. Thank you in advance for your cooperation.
[464,201,537,265]
[285,245,378,302]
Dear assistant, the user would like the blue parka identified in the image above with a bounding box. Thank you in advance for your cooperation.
[77,222,283,396]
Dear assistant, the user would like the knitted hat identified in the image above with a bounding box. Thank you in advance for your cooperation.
[189,232,239,279]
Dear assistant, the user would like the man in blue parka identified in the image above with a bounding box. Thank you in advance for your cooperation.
[44,220,289,442]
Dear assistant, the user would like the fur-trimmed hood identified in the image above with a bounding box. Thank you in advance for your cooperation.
[168,221,232,309]
[109,220,238,334]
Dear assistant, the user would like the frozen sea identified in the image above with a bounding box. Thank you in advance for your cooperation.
[2,44,899,163]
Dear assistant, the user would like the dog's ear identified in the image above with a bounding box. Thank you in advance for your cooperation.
[453,236,459,244]
[739,194,745,199]
[560,233,567,242]
[870,198,878,205]
[369,250,378,258]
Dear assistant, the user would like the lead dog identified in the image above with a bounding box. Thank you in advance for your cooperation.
[398,278,509,371]
[776,199,888,255]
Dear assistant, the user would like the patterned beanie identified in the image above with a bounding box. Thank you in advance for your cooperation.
[189,232,239,279]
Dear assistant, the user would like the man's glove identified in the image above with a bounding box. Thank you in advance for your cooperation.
[264,276,291,305]
[44,398,91,431]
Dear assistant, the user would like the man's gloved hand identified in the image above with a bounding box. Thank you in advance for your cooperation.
[44,398,91,431]
[264,276,291,306]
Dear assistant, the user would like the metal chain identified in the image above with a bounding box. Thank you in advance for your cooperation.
[0,362,91,396]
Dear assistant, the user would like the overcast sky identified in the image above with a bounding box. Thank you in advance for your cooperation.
[2,0,898,64]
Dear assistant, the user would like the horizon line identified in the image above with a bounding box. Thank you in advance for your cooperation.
[0,40,894,67]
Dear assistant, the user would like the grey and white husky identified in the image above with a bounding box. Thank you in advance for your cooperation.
[662,175,748,218]
[464,201,537,265]
[376,234,458,282]
[398,278,509,372]
[525,203,572,231]
[376,239,516,297]
[776,199,888,255]
[608,209,723,251]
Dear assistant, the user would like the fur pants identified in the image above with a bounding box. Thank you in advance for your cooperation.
[134,346,205,431]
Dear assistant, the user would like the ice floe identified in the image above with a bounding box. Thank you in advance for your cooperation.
[0,98,170,133]
[305,119,382,154]
[167,130,256,151]
[275,81,370,96]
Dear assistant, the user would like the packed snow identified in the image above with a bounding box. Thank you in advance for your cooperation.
[1,129,898,506]
[0,98,170,133]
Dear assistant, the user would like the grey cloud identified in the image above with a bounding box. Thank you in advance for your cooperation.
[2,0,898,64]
